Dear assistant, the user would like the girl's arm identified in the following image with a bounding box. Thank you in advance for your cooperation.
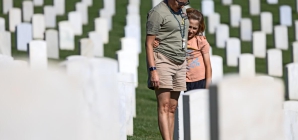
[203,52,212,88]
[146,35,159,88]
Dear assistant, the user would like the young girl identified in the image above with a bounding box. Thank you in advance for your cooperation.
[154,8,212,91]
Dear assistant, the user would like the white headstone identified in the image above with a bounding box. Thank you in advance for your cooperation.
[0,54,13,68]
[118,73,135,136]
[267,0,278,4]
[240,18,252,41]
[253,31,266,58]
[22,1,34,22]
[44,6,56,28]
[152,0,162,8]
[59,21,75,50]
[89,58,121,140]
[121,37,140,55]
[239,54,255,77]
[103,0,115,15]
[293,42,298,63]
[202,0,214,17]
[95,18,109,44]
[183,89,209,140]
[29,40,47,70]
[12,60,28,68]
[211,55,223,83]
[0,69,95,140]
[127,4,139,15]
[121,37,139,55]
[45,30,59,59]
[230,5,241,27]
[285,63,298,100]
[68,11,83,35]
[267,49,283,77]
[33,0,43,6]
[82,0,93,6]
[65,56,89,78]
[126,14,140,27]
[0,31,11,56]
[222,0,232,5]
[280,5,292,26]
[117,50,138,87]
[80,38,94,58]
[249,0,260,15]
[88,31,104,57]
[32,14,46,39]
[0,18,5,31]
[295,20,298,41]
[284,101,298,140]
[261,12,273,34]
[9,8,21,32]
[209,76,285,139]
[208,13,220,34]
[3,0,13,14]
[16,23,32,51]
[226,38,241,67]
[54,0,65,16]
[76,2,88,25]
[274,25,288,50]
[174,91,184,140]
[216,24,229,48]
[125,25,141,53]
[256,75,275,81]
[99,9,113,31]
[129,0,140,5]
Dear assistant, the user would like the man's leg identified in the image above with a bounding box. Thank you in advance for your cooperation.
[156,88,172,140]
[168,91,180,140]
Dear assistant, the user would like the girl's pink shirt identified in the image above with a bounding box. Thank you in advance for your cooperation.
[186,35,210,82]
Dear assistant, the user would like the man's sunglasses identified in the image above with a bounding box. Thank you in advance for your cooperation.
[176,0,190,6]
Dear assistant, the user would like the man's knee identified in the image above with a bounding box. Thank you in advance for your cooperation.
[169,103,178,114]
[158,101,170,113]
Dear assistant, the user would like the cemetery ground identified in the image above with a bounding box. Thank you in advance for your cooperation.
[0,0,296,139]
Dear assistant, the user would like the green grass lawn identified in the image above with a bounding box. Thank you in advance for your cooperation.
[0,0,295,139]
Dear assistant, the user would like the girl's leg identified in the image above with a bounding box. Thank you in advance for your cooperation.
[168,91,180,140]
[156,89,172,140]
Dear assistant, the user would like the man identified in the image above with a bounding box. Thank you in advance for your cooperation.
[145,0,190,139]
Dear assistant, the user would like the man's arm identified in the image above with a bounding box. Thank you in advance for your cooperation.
[146,35,159,88]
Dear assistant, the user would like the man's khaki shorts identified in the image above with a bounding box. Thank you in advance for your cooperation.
[148,52,186,91]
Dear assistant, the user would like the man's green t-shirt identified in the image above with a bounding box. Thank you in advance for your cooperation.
[146,1,189,64]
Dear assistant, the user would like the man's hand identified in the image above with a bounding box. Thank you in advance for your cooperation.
[152,39,160,48]
[150,70,159,89]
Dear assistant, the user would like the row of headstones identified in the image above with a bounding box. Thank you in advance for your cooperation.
[177,74,298,139]
[117,0,142,88]
[222,36,296,77]
[208,10,293,51]
[210,50,284,81]
[3,0,65,15]
[228,4,293,28]
[222,0,280,5]
[0,21,101,59]
[204,0,298,17]
[0,0,115,58]
[209,39,296,94]
[116,2,141,136]
[203,0,293,26]
[0,56,135,140]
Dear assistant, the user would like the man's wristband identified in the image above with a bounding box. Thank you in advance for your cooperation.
[149,67,157,71]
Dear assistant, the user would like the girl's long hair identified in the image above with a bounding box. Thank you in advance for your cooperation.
[186,8,205,35]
